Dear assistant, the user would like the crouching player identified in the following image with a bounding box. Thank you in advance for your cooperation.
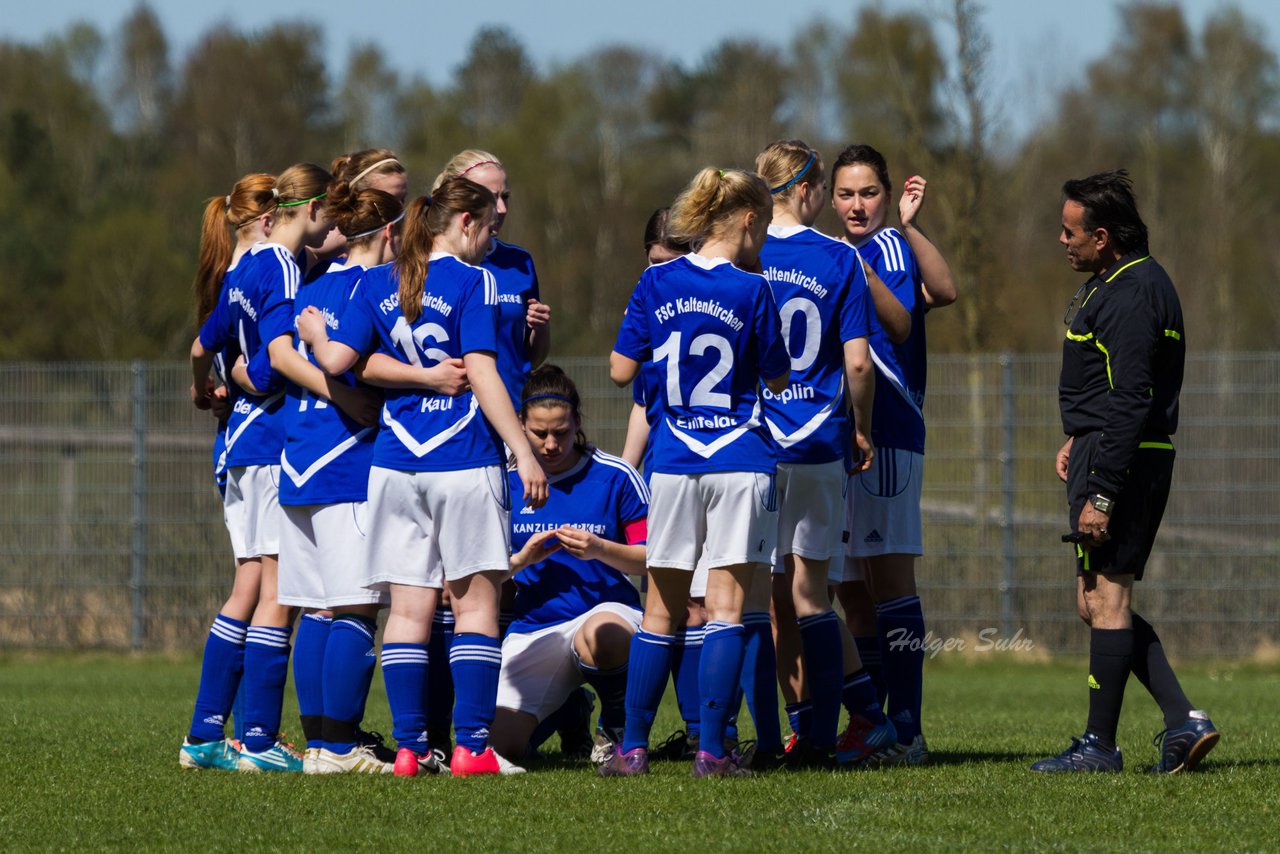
[488,366,649,763]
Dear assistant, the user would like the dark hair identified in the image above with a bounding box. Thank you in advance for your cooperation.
[519,364,588,452]
[832,143,892,195]
[327,182,403,247]
[643,207,691,255]
[395,177,496,322]
[1062,170,1149,255]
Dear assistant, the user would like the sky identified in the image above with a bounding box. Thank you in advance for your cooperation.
[6,0,1279,137]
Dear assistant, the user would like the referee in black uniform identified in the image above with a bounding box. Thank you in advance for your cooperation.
[1031,170,1219,774]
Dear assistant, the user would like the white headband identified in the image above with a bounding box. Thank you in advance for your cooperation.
[349,158,402,188]
[344,210,406,242]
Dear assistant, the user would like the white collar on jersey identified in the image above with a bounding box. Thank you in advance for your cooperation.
[428,251,461,262]
[685,253,731,270]
[767,223,808,238]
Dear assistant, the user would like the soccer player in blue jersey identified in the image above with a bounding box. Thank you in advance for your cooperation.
[194,163,367,773]
[180,172,279,770]
[487,365,648,762]
[299,176,548,777]
[604,167,791,778]
[753,140,897,769]
[828,144,958,766]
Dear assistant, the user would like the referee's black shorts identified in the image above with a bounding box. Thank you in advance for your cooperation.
[1066,431,1175,581]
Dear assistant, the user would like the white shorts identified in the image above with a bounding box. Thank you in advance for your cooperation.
[690,564,709,599]
[845,447,924,559]
[223,464,282,560]
[647,472,778,571]
[772,461,848,572]
[496,602,642,721]
[363,465,511,590]
[277,502,389,609]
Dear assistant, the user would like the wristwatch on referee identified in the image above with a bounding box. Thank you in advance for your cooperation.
[1089,493,1115,515]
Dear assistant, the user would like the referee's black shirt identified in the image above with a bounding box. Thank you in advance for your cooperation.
[1059,250,1185,498]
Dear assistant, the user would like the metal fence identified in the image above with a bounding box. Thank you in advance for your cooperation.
[1,355,1277,657]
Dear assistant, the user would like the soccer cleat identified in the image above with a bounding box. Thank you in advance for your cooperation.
[875,733,929,767]
[597,746,650,777]
[1030,732,1123,773]
[691,749,753,778]
[783,742,838,771]
[654,729,698,761]
[302,747,321,774]
[450,745,501,777]
[1149,711,1219,774]
[493,749,527,775]
[783,731,799,753]
[590,729,616,766]
[741,741,787,773]
[557,687,597,759]
[314,745,393,774]
[179,738,240,770]
[393,747,452,777]
[836,716,899,766]
[237,741,304,773]
[355,728,398,765]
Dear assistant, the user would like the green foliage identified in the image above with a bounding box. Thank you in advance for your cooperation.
[1,654,1276,850]
[1,4,1279,359]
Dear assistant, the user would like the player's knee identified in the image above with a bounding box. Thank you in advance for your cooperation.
[577,616,633,670]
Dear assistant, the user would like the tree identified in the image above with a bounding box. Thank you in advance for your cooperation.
[113,3,171,134]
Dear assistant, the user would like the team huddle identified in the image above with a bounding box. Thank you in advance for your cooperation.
[181,139,956,778]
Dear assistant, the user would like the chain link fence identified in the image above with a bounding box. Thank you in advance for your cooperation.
[1,355,1276,657]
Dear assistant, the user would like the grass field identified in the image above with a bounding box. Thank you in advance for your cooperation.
[1,653,1275,852]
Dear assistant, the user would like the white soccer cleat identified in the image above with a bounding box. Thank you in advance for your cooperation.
[493,749,527,775]
[313,745,394,774]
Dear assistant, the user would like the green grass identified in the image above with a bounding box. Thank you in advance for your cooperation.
[1,654,1275,852]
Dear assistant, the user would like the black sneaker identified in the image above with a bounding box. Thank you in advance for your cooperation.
[784,741,839,771]
[654,729,699,761]
[355,728,398,764]
[1149,711,1219,774]
[1030,732,1123,773]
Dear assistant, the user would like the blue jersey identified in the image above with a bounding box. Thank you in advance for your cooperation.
[855,228,927,454]
[759,225,872,464]
[508,449,648,634]
[613,255,790,475]
[279,263,378,506]
[198,243,298,467]
[330,254,503,472]
[481,239,540,408]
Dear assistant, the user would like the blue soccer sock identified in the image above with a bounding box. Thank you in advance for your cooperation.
[877,594,925,742]
[854,634,885,700]
[188,614,248,743]
[797,610,844,749]
[622,629,675,753]
[786,700,813,741]
[698,621,746,760]
[580,660,628,742]
[241,624,294,753]
[672,626,703,739]
[742,611,783,753]
[322,614,377,754]
[426,608,456,747]
[842,668,887,725]
[382,642,430,754]
[450,633,502,754]
[293,613,331,748]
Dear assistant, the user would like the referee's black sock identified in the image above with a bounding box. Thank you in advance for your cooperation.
[1131,613,1194,729]
[1084,627,1133,751]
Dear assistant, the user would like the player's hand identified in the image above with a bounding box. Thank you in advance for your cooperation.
[1056,437,1073,483]
[851,431,875,474]
[511,528,561,573]
[515,451,549,510]
[296,306,327,345]
[1077,501,1111,549]
[525,298,551,329]
[210,385,231,420]
[331,384,381,427]
[422,358,469,396]
[898,175,927,227]
[554,525,604,561]
[190,378,215,410]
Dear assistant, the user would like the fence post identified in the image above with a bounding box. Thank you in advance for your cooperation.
[130,361,147,651]
[999,353,1015,637]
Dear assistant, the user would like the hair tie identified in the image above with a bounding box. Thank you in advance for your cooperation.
[343,209,407,242]
[459,159,500,177]
[272,188,280,199]
[224,194,231,206]
[718,169,726,179]
[348,157,402,188]
[522,393,575,408]
[770,149,816,195]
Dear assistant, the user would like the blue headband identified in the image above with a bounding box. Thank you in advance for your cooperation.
[770,150,815,195]
[522,393,575,408]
